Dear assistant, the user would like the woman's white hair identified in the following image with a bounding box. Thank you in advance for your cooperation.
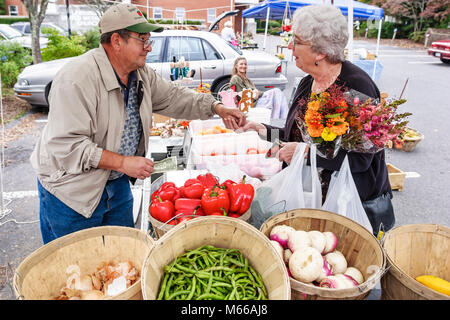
[292,5,348,63]
[224,21,232,28]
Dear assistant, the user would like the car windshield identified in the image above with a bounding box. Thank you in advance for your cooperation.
[0,26,22,39]
[222,38,243,55]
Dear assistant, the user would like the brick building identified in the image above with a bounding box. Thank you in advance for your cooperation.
[3,0,259,33]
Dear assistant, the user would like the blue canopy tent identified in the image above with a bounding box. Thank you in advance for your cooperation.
[242,0,384,79]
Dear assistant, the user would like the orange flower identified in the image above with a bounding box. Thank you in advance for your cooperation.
[329,116,349,135]
[308,123,324,137]
[307,100,321,111]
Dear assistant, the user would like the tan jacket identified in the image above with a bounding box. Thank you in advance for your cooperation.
[30,46,218,217]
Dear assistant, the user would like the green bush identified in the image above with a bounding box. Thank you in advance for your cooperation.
[0,17,29,24]
[80,27,100,50]
[0,42,32,87]
[41,29,86,62]
[409,31,426,43]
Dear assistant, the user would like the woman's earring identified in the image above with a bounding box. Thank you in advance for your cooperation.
[314,61,319,66]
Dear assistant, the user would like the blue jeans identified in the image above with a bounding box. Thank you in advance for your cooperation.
[38,175,134,244]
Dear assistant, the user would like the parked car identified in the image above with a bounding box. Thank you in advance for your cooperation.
[14,30,287,107]
[427,39,450,64]
[10,21,68,37]
[0,24,48,49]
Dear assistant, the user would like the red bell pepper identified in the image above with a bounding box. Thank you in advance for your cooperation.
[207,208,228,216]
[184,178,202,187]
[219,179,236,191]
[228,175,254,215]
[182,183,205,199]
[197,173,218,188]
[149,196,175,223]
[174,198,202,212]
[201,184,230,214]
[153,186,181,202]
[228,213,242,218]
[176,205,203,222]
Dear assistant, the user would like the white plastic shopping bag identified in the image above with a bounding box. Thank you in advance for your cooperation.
[322,155,373,233]
[249,143,322,228]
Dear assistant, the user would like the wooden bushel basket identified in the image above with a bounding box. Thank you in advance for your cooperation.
[141,216,291,300]
[13,226,154,300]
[381,224,450,300]
[260,209,386,300]
[149,209,252,240]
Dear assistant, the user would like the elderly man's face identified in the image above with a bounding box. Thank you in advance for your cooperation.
[119,31,152,70]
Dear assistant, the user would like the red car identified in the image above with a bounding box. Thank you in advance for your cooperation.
[427,39,450,64]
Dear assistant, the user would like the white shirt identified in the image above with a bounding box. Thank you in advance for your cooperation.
[221,27,236,42]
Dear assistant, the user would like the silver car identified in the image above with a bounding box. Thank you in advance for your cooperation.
[0,24,48,49]
[10,21,69,37]
[14,30,287,107]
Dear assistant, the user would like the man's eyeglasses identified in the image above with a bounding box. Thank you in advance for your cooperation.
[128,35,154,48]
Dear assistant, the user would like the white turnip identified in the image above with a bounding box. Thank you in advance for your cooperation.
[325,251,348,274]
[289,247,323,283]
[344,267,364,285]
[316,256,333,282]
[269,225,295,249]
[287,230,311,252]
[270,240,284,259]
[308,230,327,253]
[319,274,357,289]
[283,249,293,265]
[322,231,338,254]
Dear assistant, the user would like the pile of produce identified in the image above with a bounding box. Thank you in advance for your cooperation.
[415,275,450,296]
[55,261,139,300]
[150,119,189,138]
[269,225,365,289]
[149,173,254,225]
[196,125,233,136]
[157,245,268,300]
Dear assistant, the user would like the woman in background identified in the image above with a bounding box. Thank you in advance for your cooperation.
[230,57,289,119]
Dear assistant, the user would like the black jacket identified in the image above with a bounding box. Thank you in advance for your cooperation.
[263,61,392,202]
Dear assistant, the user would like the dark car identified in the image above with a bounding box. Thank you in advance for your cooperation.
[427,39,450,64]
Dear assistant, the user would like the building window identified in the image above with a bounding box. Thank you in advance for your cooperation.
[9,6,19,16]
[175,7,185,23]
[207,8,216,23]
[153,7,162,20]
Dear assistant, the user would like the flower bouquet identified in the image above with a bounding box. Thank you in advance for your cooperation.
[340,90,411,154]
[296,84,350,159]
[296,84,412,159]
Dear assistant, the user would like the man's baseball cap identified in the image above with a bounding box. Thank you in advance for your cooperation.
[99,3,164,34]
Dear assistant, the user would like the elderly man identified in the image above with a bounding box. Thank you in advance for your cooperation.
[30,3,245,244]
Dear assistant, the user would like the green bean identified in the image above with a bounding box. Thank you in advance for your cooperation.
[196,293,225,300]
[205,271,213,294]
[164,274,175,300]
[186,276,196,300]
[157,273,169,300]
[167,290,190,300]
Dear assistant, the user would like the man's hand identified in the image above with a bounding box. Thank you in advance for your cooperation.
[214,103,246,130]
[277,142,309,164]
[234,119,267,137]
[98,150,154,180]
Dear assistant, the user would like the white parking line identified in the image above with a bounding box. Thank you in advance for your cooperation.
[408,61,441,64]
[3,190,38,199]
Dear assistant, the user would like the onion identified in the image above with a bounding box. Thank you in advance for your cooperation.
[287,230,311,252]
[289,247,323,283]
[308,230,327,254]
[283,249,293,265]
[325,251,348,274]
[269,225,295,249]
[270,240,284,259]
[344,267,364,285]
[322,231,338,254]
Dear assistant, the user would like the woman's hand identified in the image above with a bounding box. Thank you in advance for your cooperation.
[235,119,267,136]
[215,103,246,129]
[277,142,310,164]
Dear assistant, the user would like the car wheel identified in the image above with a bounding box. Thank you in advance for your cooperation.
[440,58,450,64]
[212,78,231,100]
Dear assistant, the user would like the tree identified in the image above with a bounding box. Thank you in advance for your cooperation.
[0,0,6,15]
[21,0,50,64]
[83,0,118,18]
[369,0,449,32]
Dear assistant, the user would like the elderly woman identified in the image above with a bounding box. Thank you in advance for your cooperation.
[239,5,394,234]
[230,56,289,119]
[221,20,237,45]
